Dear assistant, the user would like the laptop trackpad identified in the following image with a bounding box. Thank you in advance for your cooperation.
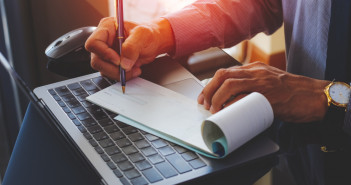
[163,78,203,101]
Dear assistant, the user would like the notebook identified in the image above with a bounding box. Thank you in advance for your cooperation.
[0,50,279,185]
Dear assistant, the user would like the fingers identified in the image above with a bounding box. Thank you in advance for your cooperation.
[85,17,120,65]
[210,79,254,113]
[121,26,156,70]
[91,53,141,81]
[201,68,251,109]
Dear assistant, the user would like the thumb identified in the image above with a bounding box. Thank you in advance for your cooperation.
[120,41,140,71]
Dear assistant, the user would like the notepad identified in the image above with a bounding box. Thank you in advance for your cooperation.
[87,77,273,158]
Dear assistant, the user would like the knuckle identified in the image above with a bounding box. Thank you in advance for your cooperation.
[214,68,228,80]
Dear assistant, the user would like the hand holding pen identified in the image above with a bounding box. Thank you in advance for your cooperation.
[116,0,126,93]
[85,16,175,89]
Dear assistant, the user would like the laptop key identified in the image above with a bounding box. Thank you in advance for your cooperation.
[57,100,66,107]
[116,138,132,148]
[89,139,98,147]
[81,100,94,107]
[128,133,143,142]
[159,146,175,156]
[67,82,81,90]
[77,125,87,133]
[52,94,61,101]
[122,126,138,135]
[124,169,141,180]
[67,112,76,120]
[130,176,148,185]
[76,93,89,102]
[55,86,71,96]
[174,145,188,154]
[66,100,81,108]
[93,132,108,141]
[113,169,123,178]
[120,177,131,185]
[62,106,71,113]
[48,89,56,95]
[71,106,86,115]
[92,76,110,89]
[142,168,163,183]
[87,125,103,134]
[105,146,121,156]
[72,119,81,126]
[101,153,110,162]
[72,88,86,96]
[111,153,128,163]
[115,120,129,128]
[99,138,114,148]
[98,118,114,127]
[94,146,104,154]
[128,152,145,163]
[134,139,150,149]
[148,154,164,164]
[118,161,134,171]
[181,151,198,161]
[80,79,98,91]
[107,161,117,170]
[155,161,178,178]
[122,145,138,155]
[151,139,168,149]
[135,160,152,171]
[166,154,192,174]
[83,132,92,140]
[144,134,159,142]
[189,158,207,169]
[61,94,77,102]
[91,110,108,120]
[81,118,96,127]
[76,112,92,121]
[105,125,120,134]
[110,131,125,140]
[141,147,157,157]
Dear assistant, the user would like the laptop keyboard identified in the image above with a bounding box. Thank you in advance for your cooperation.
[48,76,206,185]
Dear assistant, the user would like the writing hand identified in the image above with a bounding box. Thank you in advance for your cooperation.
[85,17,175,81]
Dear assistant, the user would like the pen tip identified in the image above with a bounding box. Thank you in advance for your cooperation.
[122,86,125,94]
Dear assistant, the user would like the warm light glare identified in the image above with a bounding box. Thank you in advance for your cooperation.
[108,0,196,23]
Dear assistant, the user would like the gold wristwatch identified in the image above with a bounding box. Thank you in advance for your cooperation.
[321,81,351,152]
[324,81,351,110]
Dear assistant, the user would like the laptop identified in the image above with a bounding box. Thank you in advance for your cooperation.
[0,51,279,185]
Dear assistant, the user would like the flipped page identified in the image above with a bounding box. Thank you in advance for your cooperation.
[87,77,273,158]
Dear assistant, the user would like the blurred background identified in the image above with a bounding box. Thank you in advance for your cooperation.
[0,0,285,184]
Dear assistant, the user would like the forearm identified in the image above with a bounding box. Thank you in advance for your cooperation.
[164,0,283,57]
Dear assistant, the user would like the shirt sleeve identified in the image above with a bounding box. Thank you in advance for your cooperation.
[163,0,283,57]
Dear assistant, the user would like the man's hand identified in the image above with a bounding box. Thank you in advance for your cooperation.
[198,62,330,123]
[85,17,175,80]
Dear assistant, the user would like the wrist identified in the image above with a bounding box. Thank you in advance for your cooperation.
[152,18,175,55]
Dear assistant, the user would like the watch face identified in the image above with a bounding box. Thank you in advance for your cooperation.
[329,83,351,104]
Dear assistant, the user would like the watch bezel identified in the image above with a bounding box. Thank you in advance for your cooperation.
[324,81,351,108]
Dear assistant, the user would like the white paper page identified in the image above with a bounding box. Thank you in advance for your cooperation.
[204,92,274,155]
[87,77,212,153]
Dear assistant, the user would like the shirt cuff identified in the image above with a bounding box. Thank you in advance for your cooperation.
[163,7,218,58]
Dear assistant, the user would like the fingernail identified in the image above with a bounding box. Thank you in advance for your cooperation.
[197,94,204,104]
[210,106,215,113]
[204,100,210,110]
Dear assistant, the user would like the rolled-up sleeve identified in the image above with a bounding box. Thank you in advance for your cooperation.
[164,0,283,57]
